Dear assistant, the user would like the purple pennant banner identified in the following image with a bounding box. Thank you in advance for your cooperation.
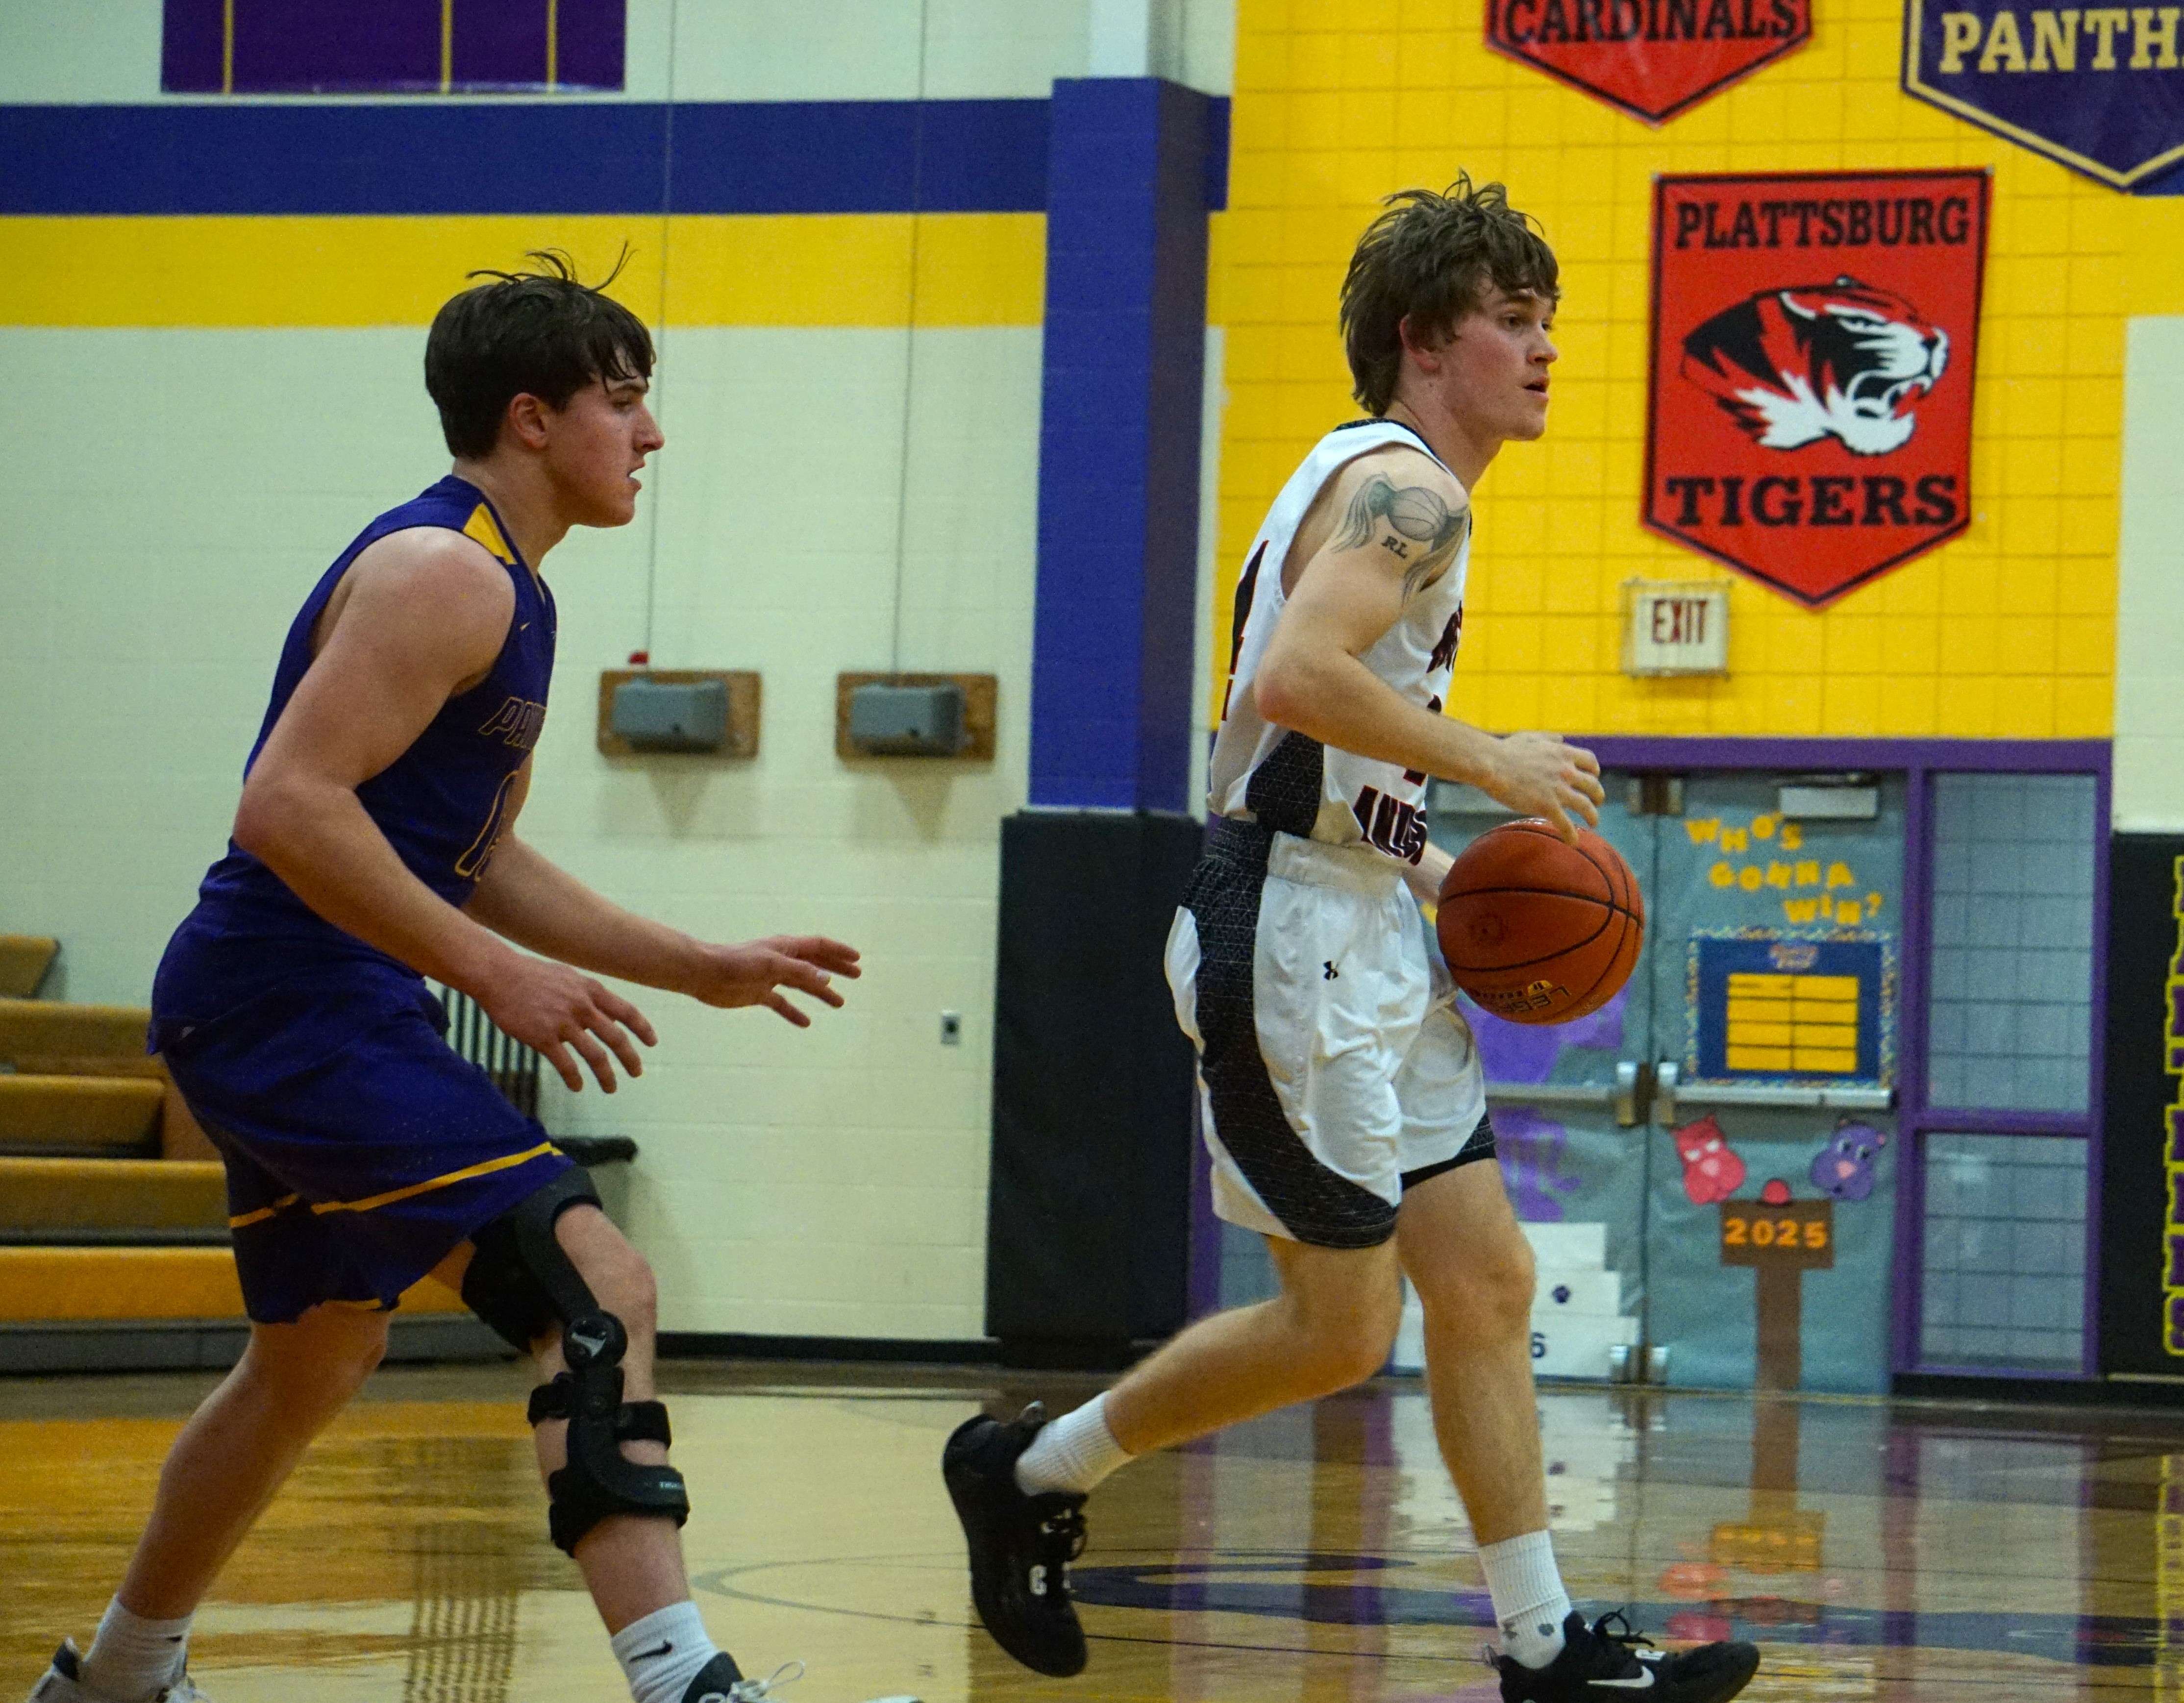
[1903,0,2184,189]
[163,0,625,94]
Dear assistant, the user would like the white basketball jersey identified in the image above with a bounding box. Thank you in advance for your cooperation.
[1208,420,1470,864]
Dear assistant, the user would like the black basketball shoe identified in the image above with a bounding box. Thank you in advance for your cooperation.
[1495,1610,1760,1703]
[942,1404,1090,1677]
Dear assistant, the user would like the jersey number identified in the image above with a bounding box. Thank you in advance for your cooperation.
[1353,785,1428,864]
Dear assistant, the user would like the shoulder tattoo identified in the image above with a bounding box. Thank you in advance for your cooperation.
[1333,473,1469,600]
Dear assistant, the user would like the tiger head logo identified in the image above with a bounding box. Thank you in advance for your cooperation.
[1680,276,1949,457]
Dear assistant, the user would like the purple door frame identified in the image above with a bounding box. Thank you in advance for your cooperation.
[1586,736,2111,1383]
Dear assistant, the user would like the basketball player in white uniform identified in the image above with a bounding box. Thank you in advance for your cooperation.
[945,177,1761,1703]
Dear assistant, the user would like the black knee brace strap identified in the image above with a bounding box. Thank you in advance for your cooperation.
[463,1169,691,1555]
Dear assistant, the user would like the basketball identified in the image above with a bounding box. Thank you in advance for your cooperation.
[1435,818,1643,1025]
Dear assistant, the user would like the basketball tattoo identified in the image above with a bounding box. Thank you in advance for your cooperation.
[1334,474,1469,600]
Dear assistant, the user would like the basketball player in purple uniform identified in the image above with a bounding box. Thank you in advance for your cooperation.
[945,182,1762,1703]
[27,257,875,1703]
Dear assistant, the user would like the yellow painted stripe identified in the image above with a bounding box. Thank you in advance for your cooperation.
[0,214,1045,329]
[229,1192,300,1231]
[310,1139,559,1217]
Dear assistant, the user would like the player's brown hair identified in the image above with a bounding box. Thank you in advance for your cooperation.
[1339,175,1560,416]
[425,248,654,459]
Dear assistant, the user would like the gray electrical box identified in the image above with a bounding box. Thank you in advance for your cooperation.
[609,677,729,752]
[848,681,966,756]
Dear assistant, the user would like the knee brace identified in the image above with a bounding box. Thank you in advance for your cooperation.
[463,1169,691,1555]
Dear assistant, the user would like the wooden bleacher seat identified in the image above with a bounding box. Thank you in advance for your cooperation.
[0,1248,467,1321]
[0,961,501,1370]
[0,998,158,1076]
[0,1076,164,1156]
[0,937,57,998]
[0,1157,226,1241]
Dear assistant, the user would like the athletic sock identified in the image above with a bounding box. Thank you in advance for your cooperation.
[610,1601,720,1703]
[80,1596,192,1703]
[1479,1530,1573,1670]
[1013,1393,1133,1497]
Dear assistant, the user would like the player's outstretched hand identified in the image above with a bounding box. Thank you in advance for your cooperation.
[684,935,863,1027]
[479,956,656,1094]
[1484,730,1606,843]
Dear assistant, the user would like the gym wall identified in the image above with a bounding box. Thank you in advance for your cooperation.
[1206,0,2184,744]
[2114,319,2184,832]
[0,0,1230,1342]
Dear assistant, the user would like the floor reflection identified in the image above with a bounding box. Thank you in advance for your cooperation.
[4,1362,2179,1700]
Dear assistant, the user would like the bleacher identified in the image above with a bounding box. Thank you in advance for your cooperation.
[0,936,499,1373]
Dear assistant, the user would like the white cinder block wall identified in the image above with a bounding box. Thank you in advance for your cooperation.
[0,0,1236,1341]
[2113,317,2184,834]
[536,327,1044,1339]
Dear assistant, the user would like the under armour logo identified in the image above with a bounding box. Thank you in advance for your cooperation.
[1323,961,1340,979]
[1029,1562,1048,1596]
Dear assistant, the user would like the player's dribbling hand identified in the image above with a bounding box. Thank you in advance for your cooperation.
[1484,730,1606,843]
[683,935,863,1027]
[479,956,656,1094]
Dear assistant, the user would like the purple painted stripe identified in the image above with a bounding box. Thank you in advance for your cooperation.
[1910,1361,2091,1381]
[1583,735,2112,773]
[1892,775,1933,1375]
[2085,760,2114,1376]
[1909,1110,2095,1136]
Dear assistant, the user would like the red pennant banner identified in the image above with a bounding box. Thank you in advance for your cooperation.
[1644,171,1990,609]
[1486,0,1811,123]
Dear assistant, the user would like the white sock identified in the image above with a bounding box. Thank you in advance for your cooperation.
[610,1601,720,1703]
[80,1597,191,1703]
[1479,1530,1573,1669]
[1013,1393,1133,1497]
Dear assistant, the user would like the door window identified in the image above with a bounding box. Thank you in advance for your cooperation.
[1926,773,2098,1114]
[1918,1132,2089,1370]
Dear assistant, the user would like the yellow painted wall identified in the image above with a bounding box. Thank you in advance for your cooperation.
[0,214,1044,329]
[1209,0,2184,739]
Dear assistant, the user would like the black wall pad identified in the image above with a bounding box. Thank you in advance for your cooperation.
[987,810,1206,1367]
[2100,832,2184,1379]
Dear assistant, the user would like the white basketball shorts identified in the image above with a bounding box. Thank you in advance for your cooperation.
[1164,819,1493,1249]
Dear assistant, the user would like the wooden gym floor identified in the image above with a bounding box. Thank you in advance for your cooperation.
[5,1359,2181,1701]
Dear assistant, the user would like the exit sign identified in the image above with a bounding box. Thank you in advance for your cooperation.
[1623,579,1730,677]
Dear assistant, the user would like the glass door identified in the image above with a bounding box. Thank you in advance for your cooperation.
[1438,771,1906,1396]
[1432,778,1659,1382]
[1640,773,1904,1396]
